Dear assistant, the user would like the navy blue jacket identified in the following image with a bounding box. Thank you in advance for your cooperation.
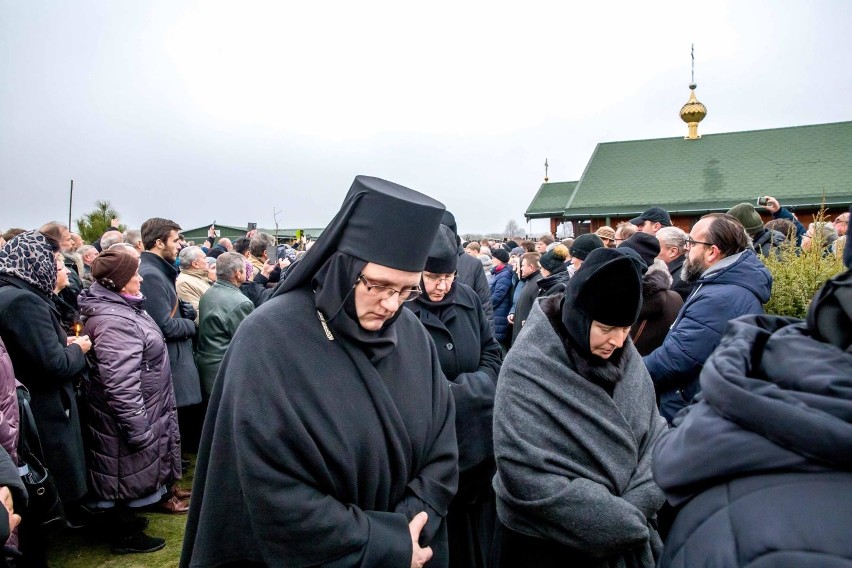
[644,250,771,423]
[653,312,852,567]
[489,265,513,344]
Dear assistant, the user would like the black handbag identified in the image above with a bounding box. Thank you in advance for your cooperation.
[16,386,66,533]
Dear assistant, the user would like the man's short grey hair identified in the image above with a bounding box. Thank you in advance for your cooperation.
[216,252,245,281]
[249,232,276,258]
[124,229,142,246]
[100,231,124,250]
[656,226,688,252]
[78,245,97,259]
[179,246,205,269]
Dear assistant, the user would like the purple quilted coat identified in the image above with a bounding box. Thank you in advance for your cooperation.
[0,338,19,465]
[78,283,181,501]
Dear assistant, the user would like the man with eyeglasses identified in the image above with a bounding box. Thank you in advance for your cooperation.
[182,176,458,568]
[644,213,772,424]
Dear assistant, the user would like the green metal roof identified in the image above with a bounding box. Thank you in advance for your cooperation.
[181,224,325,241]
[525,181,578,219]
[531,121,852,220]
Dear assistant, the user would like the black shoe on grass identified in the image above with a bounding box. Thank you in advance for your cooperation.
[111,532,166,554]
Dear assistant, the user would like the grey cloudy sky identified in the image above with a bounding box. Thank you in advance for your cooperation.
[1,1,851,237]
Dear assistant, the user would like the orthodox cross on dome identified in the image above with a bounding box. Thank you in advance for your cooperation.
[544,158,549,183]
[680,43,707,140]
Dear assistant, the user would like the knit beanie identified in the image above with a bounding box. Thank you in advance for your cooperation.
[540,244,570,273]
[570,234,604,261]
[618,232,661,268]
[492,247,510,264]
[91,250,139,291]
[424,225,459,274]
[727,203,764,235]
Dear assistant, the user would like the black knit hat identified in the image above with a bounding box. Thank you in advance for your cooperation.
[424,225,459,274]
[618,232,660,268]
[566,248,642,327]
[570,234,604,261]
[91,250,140,291]
[492,248,510,263]
[540,244,569,272]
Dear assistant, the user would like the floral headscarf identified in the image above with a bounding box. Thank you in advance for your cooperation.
[0,230,57,295]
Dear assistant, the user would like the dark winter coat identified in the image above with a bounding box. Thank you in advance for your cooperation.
[752,227,787,257]
[0,339,19,465]
[0,446,25,549]
[196,280,254,397]
[510,271,542,343]
[78,284,181,500]
[644,250,772,423]
[139,252,201,407]
[457,248,494,334]
[493,298,667,568]
[536,266,571,298]
[0,275,88,502]
[490,265,514,344]
[181,286,458,567]
[666,254,692,302]
[408,282,501,568]
[653,313,852,567]
[631,268,683,356]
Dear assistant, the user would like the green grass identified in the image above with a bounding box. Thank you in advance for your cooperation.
[46,455,195,568]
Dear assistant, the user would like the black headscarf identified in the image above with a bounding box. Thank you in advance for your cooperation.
[279,176,445,362]
[561,248,643,360]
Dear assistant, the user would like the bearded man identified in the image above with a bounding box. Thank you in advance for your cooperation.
[643,213,772,424]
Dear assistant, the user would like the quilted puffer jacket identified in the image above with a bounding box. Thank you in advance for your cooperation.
[0,338,19,465]
[78,283,181,501]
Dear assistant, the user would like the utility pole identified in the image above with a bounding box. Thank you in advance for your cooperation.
[68,179,74,229]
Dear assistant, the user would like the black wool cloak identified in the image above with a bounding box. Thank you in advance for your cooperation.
[181,285,458,567]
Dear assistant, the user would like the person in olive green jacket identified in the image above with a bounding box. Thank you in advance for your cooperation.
[195,252,254,398]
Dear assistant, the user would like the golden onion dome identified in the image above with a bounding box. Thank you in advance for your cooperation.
[680,83,707,124]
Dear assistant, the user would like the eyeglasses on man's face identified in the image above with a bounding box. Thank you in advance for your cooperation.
[423,272,457,285]
[356,274,422,302]
[683,236,715,250]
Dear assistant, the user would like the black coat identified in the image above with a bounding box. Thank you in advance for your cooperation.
[456,249,494,334]
[666,254,692,302]
[181,287,458,567]
[0,275,88,502]
[631,270,683,356]
[408,283,501,568]
[139,252,201,407]
[511,271,542,343]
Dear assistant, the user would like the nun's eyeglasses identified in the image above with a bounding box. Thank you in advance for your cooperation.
[356,274,422,302]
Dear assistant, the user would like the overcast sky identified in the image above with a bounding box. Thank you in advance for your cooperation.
[2,1,851,237]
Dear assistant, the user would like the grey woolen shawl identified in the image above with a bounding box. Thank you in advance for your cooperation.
[493,299,667,567]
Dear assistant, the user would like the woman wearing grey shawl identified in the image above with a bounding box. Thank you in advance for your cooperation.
[493,248,667,568]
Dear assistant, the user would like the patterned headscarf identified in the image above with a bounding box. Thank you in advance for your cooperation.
[0,230,57,296]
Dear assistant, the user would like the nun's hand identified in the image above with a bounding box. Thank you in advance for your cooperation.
[409,512,433,568]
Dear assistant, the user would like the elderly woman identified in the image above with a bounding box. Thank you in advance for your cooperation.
[77,250,183,553]
[493,248,668,568]
[0,227,91,564]
[406,226,502,568]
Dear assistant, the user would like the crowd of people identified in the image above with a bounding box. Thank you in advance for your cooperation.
[0,183,848,567]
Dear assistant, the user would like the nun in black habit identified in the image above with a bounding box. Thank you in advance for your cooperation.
[406,226,502,568]
[181,176,459,568]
